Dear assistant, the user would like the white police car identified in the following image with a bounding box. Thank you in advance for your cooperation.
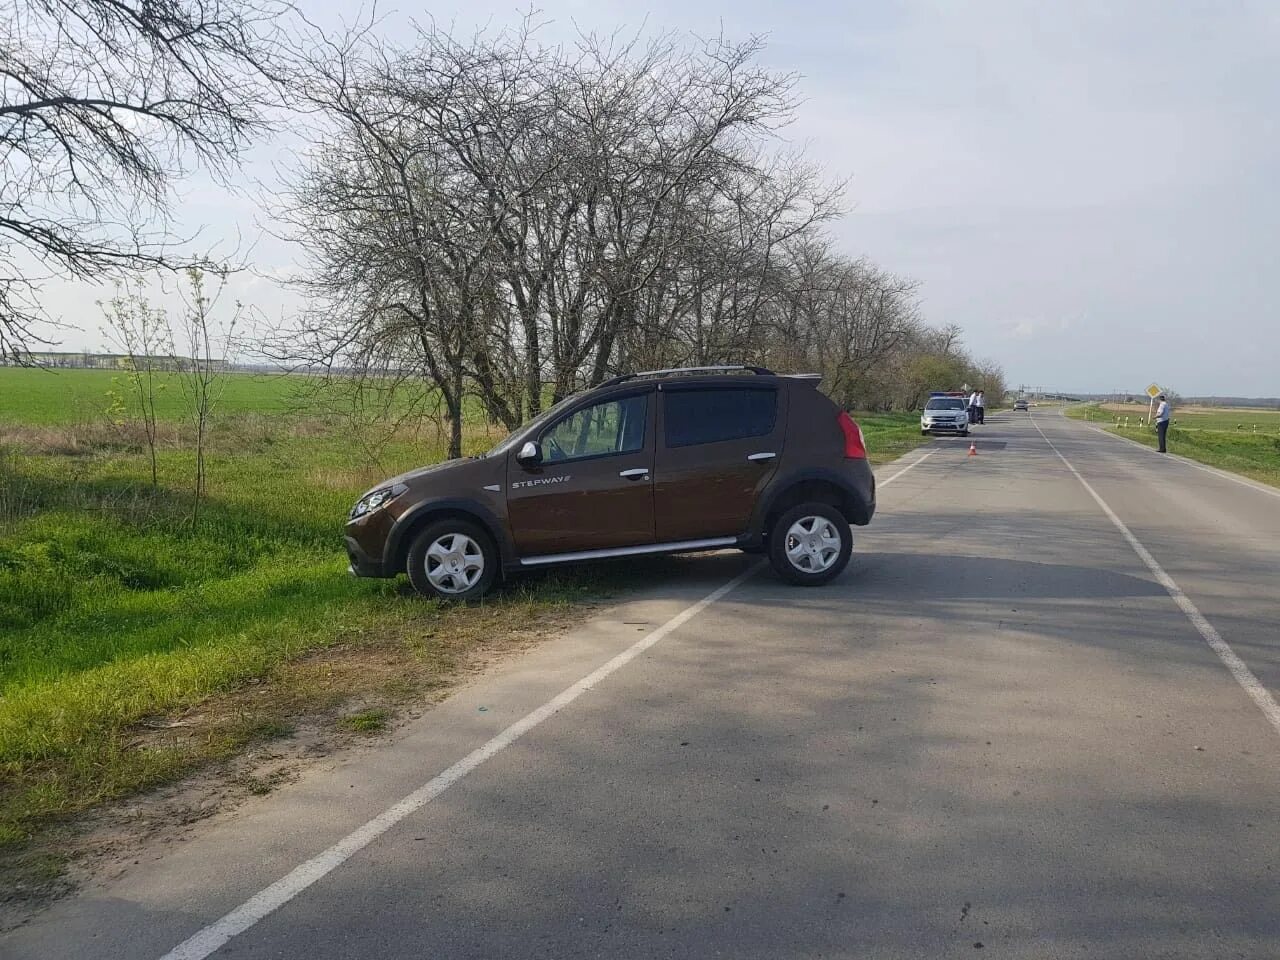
[921,394,971,436]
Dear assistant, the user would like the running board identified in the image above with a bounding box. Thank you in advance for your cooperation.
[519,537,740,567]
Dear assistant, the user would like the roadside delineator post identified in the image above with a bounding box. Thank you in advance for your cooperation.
[968,442,977,457]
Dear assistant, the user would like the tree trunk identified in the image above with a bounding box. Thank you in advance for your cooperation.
[446,371,465,459]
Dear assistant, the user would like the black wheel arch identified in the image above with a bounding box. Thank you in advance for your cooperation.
[747,467,874,546]
[384,498,515,576]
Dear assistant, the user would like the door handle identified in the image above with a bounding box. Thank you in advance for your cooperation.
[619,468,650,479]
[747,452,777,462]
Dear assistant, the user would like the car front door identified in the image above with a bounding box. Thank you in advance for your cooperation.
[506,390,656,558]
[654,384,786,542]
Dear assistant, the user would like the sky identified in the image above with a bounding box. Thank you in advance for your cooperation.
[33,0,1280,396]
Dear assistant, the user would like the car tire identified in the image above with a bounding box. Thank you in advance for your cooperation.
[767,503,852,586]
[406,518,498,601]
[961,429,970,436]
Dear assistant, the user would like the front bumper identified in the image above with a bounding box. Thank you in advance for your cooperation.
[922,421,967,432]
[345,535,387,578]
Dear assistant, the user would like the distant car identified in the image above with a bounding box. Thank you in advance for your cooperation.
[920,397,970,436]
[1013,398,1029,411]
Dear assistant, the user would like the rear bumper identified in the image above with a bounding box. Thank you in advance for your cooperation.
[345,536,388,578]
[851,459,876,525]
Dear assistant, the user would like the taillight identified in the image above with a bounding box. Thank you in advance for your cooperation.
[837,411,867,459]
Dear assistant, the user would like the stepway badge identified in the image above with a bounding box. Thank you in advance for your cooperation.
[511,475,571,490]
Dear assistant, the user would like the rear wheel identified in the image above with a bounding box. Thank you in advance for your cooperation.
[767,503,852,586]
[406,518,498,601]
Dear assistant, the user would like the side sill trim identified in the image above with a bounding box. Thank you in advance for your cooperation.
[519,537,739,567]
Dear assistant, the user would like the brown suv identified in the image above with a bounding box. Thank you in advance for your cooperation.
[345,366,876,599]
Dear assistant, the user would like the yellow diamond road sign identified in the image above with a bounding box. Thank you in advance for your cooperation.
[1146,383,1162,398]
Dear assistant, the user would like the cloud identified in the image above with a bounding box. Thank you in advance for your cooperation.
[1000,314,1075,341]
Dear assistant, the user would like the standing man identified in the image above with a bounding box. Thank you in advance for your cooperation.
[975,390,986,424]
[968,389,979,426]
[1154,393,1171,453]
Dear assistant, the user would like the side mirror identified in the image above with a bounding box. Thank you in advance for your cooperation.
[516,440,542,467]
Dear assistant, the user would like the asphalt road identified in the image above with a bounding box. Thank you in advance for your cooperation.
[7,409,1280,959]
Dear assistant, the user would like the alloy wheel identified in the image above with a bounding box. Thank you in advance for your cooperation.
[424,533,485,594]
[784,516,842,573]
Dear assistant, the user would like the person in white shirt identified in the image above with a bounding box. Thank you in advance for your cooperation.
[968,391,979,424]
[975,390,985,424]
[1154,394,1171,453]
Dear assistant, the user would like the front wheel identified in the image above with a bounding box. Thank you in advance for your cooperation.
[406,519,498,601]
[767,503,852,586]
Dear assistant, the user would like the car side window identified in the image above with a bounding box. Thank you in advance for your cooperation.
[541,394,648,463]
[664,388,777,447]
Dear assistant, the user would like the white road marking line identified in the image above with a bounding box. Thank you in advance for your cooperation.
[879,449,937,486]
[159,454,928,960]
[1032,415,1280,738]
[1061,408,1280,501]
[158,564,762,960]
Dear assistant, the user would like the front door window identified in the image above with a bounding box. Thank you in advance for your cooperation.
[542,395,647,463]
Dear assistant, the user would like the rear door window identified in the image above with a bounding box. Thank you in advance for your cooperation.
[664,388,777,447]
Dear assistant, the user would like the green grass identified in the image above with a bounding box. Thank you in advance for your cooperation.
[0,399,616,851]
[1067,404,1280,488]
[1070,402,1280,432]
[856,412,932,464]
[341,708,390,733]
[0,367,509,427]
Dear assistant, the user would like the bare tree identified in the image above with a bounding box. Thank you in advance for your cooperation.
[274,19,1004,437]
[174,268,238,524]
[0,0,296,360]
[100,281,173,486]
[276,21,816,454]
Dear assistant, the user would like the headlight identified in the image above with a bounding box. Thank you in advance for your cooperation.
[349,483,407,519]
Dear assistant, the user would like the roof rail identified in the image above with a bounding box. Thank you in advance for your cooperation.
[598,365,774,388]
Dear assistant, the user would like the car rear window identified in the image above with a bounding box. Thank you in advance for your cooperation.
[664,387,777,447]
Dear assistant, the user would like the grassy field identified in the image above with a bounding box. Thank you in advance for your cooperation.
[0,367,306,425]
[1067,403,1280,488]
[0,366,926,868]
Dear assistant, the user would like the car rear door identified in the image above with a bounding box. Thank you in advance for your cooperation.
[506,389,656,558]
[654,383,786,542]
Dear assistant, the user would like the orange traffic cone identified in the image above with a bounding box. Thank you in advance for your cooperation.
[968,442,977,457]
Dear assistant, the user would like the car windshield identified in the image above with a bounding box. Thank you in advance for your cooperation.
[926,398,966,410]
[481,392,583,458]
